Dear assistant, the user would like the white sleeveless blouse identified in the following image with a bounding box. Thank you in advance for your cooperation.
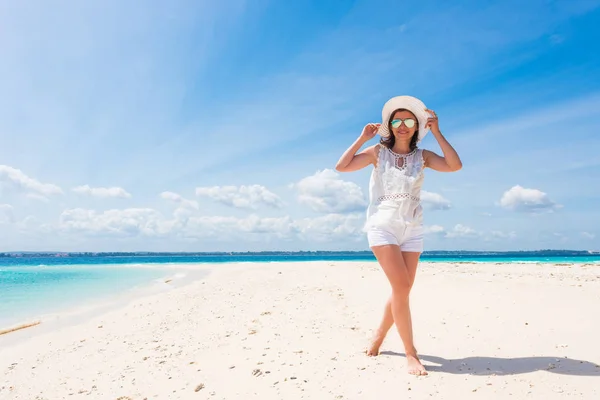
[363,144,425,234]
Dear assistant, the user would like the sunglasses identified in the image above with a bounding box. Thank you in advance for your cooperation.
[391,118,416,129]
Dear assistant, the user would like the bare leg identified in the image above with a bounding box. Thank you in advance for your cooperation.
[367,251,421,356]
[365,295,393,356]
[368,245,426,375]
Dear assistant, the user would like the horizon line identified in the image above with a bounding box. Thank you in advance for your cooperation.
[1,249,597,255]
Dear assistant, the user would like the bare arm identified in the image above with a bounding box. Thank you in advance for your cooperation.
[423,132,462,172]
[335,123,379,172]
[423,109,462,172]
[335,138,377,172]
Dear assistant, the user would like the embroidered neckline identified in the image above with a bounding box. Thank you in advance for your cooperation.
[386,147,417,158]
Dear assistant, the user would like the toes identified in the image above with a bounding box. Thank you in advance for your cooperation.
[365,349,379,357]
[409,369,428,376]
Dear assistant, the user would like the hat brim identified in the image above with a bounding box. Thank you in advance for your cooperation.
[377,95,430,143]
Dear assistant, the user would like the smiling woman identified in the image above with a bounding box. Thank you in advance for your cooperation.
[335,95,462,376]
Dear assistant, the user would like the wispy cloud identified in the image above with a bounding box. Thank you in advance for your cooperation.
[0,204,16,224]
[450,91,600,151]
[445,224,480,239]
[58,208,172,238]
[0,165,63,198]
[195,185,284,210]
[424,223,517,243]
[72,185,132,199]
[160,191,199,210]
[489,230,518,240]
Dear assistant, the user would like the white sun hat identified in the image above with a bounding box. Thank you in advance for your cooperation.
[377,95,431,143]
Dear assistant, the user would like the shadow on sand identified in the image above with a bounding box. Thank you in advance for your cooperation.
[378,352,600,376]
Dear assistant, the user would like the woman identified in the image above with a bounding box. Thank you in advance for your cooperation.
[335,95,462,376]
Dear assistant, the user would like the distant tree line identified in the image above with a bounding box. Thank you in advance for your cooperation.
[0,249,593,258]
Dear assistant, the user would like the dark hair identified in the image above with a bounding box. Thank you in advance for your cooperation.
[379,108,419,151]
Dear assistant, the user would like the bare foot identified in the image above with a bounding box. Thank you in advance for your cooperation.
[365,330,385,356]
[406,353,428,376]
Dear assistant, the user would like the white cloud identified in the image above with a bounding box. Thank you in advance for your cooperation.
[445,224,480,239]
[490,230,517,239]
[160,191,199,210]
[292,169,367,213]
[499,185,560,213]
[182,214,297,241]
[58,208,173,237]
[425,224,517,242]
[72,184,132,199]
[238,215,297,238]
[424,224,445,235]
[0,204,16,224]
[26,193,50,202]
[56,206,530,247]
[581,232,595,240]
[0,165,63,197]
[195,185,283,209]
[185,213,364,243]
[55,206,364,244]
[292,213,364,242]
[421,191,451,210]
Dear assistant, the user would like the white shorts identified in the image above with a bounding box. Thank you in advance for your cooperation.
[367,225,424,252]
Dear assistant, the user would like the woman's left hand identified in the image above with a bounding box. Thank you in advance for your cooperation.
[422,108,463,172]
[425,109,440,133]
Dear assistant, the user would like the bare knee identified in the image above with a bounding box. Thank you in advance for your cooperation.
[390,281,411,300]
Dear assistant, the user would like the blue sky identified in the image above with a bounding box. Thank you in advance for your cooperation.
[1,0,599,252]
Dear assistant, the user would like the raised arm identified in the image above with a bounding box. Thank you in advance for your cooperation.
[335,123,380,172]
[423,109,462,172]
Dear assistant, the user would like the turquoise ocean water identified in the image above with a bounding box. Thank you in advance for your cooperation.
[1,252,598,329]
[0,264,179,329]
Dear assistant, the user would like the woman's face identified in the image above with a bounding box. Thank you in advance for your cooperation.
[390,110,418,141]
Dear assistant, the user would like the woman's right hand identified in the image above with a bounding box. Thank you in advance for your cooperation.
[360,123,380,141]
[336,124,380,172]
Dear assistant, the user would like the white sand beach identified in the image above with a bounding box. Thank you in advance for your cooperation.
[1,261,599,399]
